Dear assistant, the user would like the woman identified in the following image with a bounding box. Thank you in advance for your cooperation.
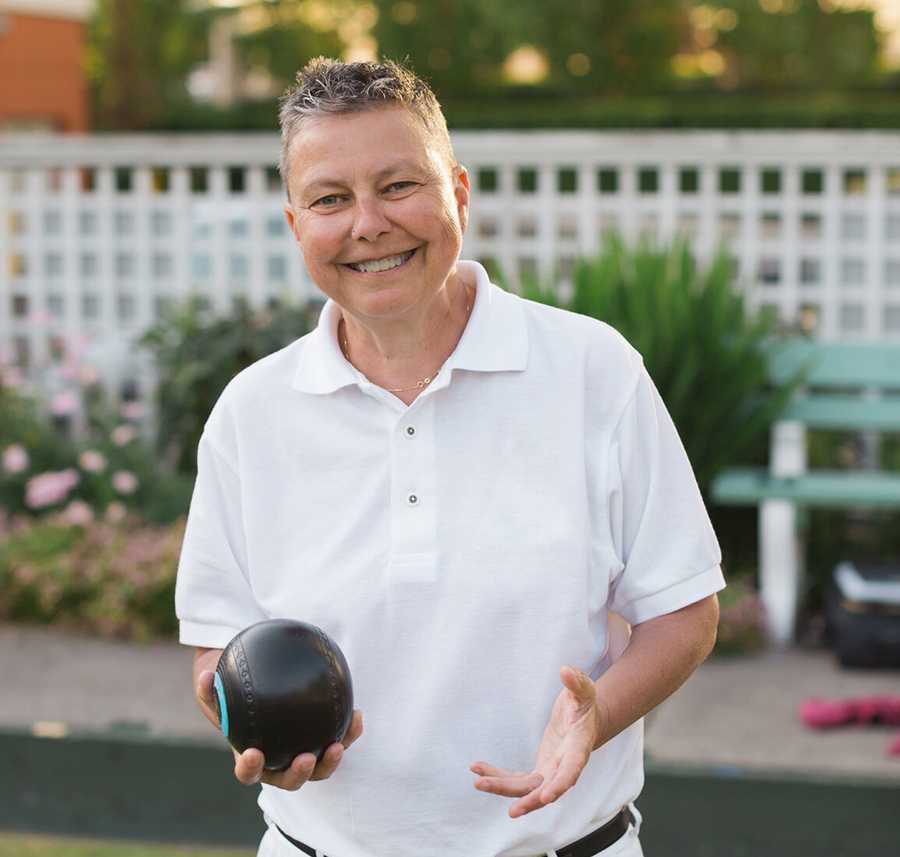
[176,57,724,857]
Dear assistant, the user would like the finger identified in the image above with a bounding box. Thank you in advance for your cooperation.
[234,747,266,785]
[197,671,220,727]
[474,770,543,798]
[197,670,215,704]
[561,665,593,698]
[264,752,318,791]
[509,775,561,818]
[308,742,345,781]
[510,789,547,818]
[342,710,364,749]
[538,751,588,804]
[469,762,529,778]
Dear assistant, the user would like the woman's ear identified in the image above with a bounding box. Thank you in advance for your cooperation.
[283,203,300,241]
[454,164,471,234]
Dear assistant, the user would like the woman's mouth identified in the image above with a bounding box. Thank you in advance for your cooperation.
[343,247,418,274]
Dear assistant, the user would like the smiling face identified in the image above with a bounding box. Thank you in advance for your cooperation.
[283,106,470,325]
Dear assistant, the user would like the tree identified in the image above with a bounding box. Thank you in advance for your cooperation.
[372,0,686,97]
[231,1,346,93]
[87,0,211,130]
[533,0,686,94]
[371,0,527,95]
[711,0,882,90]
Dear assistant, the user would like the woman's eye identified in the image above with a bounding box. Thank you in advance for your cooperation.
[312,195,344,208]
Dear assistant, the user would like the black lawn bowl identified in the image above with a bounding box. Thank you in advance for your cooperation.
[214,619,353,771]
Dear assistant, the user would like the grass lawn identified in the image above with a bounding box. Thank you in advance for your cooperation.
[0,832,255,857]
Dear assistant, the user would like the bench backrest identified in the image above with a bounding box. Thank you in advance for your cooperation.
[768,340,900,432]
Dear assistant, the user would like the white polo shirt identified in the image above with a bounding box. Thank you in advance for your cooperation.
[175,260,725,857]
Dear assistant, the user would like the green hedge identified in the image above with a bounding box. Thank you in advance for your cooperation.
[149,90,900,133]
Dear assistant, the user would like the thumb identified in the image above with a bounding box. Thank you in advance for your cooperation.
[562,666,594,696]
[198,670,216,704]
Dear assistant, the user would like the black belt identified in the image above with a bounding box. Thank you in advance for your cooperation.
[275,805,634,857]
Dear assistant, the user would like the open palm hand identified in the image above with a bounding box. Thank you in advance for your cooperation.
[470,666,607,818]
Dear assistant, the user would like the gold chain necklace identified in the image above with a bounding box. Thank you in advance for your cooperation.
[340,287,472,393]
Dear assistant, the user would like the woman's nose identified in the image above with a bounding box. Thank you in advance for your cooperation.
[351,198,391,242]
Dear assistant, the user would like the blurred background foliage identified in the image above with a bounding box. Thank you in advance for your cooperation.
[139,294,318,476]
[521,236,805,498]
[86,0,899,131]
[87,0,211,131]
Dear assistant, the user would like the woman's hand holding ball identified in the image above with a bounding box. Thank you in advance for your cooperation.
[196,667,363,790]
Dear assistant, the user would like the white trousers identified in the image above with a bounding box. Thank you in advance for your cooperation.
[256,804,644,857]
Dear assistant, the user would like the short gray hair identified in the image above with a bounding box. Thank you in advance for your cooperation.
[278,57,455,198]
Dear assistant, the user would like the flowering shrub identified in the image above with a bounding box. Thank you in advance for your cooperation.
[714,574,767,656]
[1,361,193,527]
[0,510,186,642]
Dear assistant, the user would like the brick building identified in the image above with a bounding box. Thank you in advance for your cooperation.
[0,0,94,132]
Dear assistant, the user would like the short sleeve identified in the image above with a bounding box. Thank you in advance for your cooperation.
[174,430,267,648]
[606,361,725,625]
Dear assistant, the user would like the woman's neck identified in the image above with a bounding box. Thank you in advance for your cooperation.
[338,276,474,402]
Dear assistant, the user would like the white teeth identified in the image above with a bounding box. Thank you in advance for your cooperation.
[349,250,414,273]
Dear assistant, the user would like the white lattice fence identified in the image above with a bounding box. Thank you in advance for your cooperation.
[2,130,900,413]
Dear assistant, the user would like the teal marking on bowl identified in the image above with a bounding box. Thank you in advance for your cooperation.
[213,671,229,738]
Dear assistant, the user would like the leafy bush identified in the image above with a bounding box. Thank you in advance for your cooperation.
[520,234,806,497]
[139,294,319,476]
[0,511,185,642]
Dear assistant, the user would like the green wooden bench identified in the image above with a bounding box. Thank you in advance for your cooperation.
[711,339,900,645]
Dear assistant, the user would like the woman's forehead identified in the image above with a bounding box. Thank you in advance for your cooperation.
[287,108,446,189]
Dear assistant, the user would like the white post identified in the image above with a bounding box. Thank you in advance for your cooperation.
[759,419,807,646]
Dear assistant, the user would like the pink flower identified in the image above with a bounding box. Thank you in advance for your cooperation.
[105,501,127,523]
[3,444,29,474]
[112,471,138,495]
[50,390,79,416]
[111,425,137,446]
[61,499,94,526]
[78,450,107,473]
[25,468,80,509]
[120,402,145,421]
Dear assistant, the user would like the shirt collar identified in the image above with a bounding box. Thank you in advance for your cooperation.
[291,260,528,395]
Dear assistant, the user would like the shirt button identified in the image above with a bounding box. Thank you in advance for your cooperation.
[407,494,418,506]
[405,426,416,437]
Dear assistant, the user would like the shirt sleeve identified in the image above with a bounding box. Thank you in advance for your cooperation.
[606,359,725,626]
[174,429,268,648]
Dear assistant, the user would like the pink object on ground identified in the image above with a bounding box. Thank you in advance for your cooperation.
[799,698,856,728]
[799,696,900,757]
[850,696,900,726]
[800,695,900,728]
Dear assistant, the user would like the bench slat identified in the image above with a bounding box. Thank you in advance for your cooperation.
[783,396,900,430]
[711,468,900,507]
[769,340,900,388]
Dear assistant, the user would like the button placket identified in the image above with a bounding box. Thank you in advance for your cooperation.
[389,402,437,577]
